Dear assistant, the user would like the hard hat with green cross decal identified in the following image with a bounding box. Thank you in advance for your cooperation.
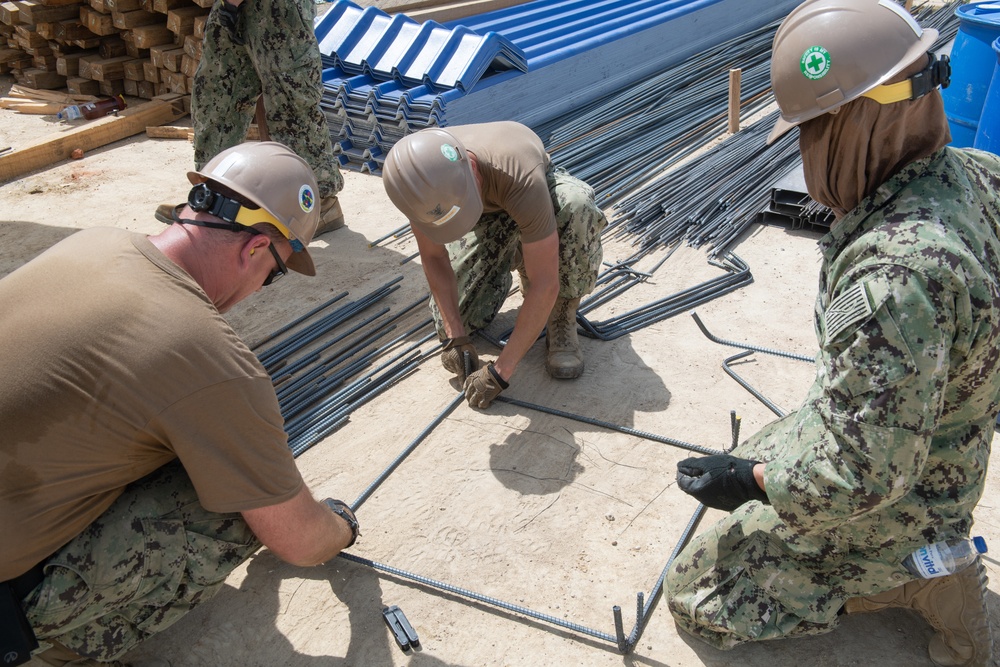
[767,0,939,143]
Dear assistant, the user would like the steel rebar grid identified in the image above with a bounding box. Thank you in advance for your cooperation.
[333,392,722,653]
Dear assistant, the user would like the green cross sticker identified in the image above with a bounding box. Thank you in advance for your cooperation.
[440,144,459,161]
[800,46,831,80]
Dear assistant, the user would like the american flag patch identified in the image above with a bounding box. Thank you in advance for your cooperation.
[826,282,873,341]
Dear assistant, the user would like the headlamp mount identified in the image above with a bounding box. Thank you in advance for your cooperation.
[188,183,246,225]
[910,51,951,99]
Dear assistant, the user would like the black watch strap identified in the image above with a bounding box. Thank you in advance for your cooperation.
[324,498,360,547]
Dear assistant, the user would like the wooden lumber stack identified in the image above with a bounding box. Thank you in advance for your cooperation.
[0,81,96,112]
[0,0,208,99]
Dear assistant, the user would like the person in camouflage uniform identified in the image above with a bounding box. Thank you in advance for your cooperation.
[665,1,1000,666]
[189,0,345,233]
[382,122,607,409]
[0,144,359,667]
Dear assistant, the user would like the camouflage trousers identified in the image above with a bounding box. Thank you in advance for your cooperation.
[191,0,343,199]
[428,167,607,336]
[23,461,260,661]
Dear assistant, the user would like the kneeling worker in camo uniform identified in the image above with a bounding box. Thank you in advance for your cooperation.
[666,0,1000,665]
[382,121,608,408]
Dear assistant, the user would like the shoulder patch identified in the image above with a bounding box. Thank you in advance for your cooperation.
[826,282,873,341]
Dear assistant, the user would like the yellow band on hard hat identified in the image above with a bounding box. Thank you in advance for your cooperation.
[234,205,295,242]
[861,79,915,105]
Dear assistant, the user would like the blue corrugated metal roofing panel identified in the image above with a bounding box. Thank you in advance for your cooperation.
[314,1,526,92]
[316,0,801,174]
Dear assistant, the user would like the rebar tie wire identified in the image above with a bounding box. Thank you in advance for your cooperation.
[333,391,722,654]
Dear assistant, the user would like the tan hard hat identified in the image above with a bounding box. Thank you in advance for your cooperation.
[189,142,320,276]
[382,128,483,245]
[767,0,937,144]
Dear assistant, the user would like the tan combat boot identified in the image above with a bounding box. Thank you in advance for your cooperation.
[153,203,183,224]
[315,196,345,235]
[843,559,992,667]
[545,297,583,379]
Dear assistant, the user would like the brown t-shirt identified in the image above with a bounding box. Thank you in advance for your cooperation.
[447,122,556,243]
[0,228,302,580]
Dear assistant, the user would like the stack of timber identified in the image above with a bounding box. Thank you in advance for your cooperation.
[0,82,96,112]
[0,0,209,99]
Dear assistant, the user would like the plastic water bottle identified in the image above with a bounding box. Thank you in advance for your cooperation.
[901,536,987,579]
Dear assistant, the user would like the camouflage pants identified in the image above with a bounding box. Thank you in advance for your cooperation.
[191,0,343,199]
[428,167,607,336]
[664,501,855,650]
[23,461,261,661]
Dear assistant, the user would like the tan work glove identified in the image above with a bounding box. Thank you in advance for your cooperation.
[463,362,508,408]
[441,336,480,380]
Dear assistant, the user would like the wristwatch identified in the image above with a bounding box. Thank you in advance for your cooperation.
[324,498,360,547]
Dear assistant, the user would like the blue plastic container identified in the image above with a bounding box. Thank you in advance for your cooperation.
[943,2,1000,147]
[973,37,1000,154]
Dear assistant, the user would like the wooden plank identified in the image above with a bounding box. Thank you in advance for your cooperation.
[122,54,144,79]
[150,0,184,12]
[160,44,180,70]
[66,74,99,93]
[97,76,122,94]
[1,99,63,112]
[161,67,184,92]
[20,0,80,24]
[144,123,189,138]
[0,95,188,183]
[179,51,194,77]
[105,0,141,10]
[21,66,65,87]
[182,31,199,58]
[165,4,202,33]
[141,57,156,81]
[111,7,156,27]
[0,1,25,25]
[148,41,179,67]
[135,78,153,97]
[130,22,171,48]
[87,53,131,79]
[81,5,116,34]
[122,76,136,95]
[54,17,95,40]
[97,34,125,56]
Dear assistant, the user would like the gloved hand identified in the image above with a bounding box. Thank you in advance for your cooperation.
[463,362,508,408]
[441,336,480,380]
[323,498,360,547]
[676,454,769,512]
[218,0,245,45]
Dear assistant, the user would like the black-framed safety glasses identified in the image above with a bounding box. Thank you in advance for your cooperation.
[176,216,287,288]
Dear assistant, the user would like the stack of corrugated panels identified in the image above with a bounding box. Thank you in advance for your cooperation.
[756,165,835,232]
[316,0,801,173]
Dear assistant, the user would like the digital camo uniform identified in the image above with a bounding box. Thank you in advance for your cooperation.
[24,462,260,661]
[191,0,344,199]
[427,166,607,336]
[665,146,1000,648]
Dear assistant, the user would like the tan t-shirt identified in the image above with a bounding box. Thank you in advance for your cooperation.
[447,122,556,243]
[0,228,303,580]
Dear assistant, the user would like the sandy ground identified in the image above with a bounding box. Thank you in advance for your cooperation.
[4,74,1000,667]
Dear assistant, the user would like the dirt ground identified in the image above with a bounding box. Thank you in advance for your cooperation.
[4,73,1000,667]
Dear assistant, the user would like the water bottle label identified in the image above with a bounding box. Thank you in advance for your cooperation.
[912,543,951,578]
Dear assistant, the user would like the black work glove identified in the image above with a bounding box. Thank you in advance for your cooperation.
[463,362,508,408]
[218,0,245,45]
[676,454,769,512]
[440,336,480,380]
[324,498,360,547]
